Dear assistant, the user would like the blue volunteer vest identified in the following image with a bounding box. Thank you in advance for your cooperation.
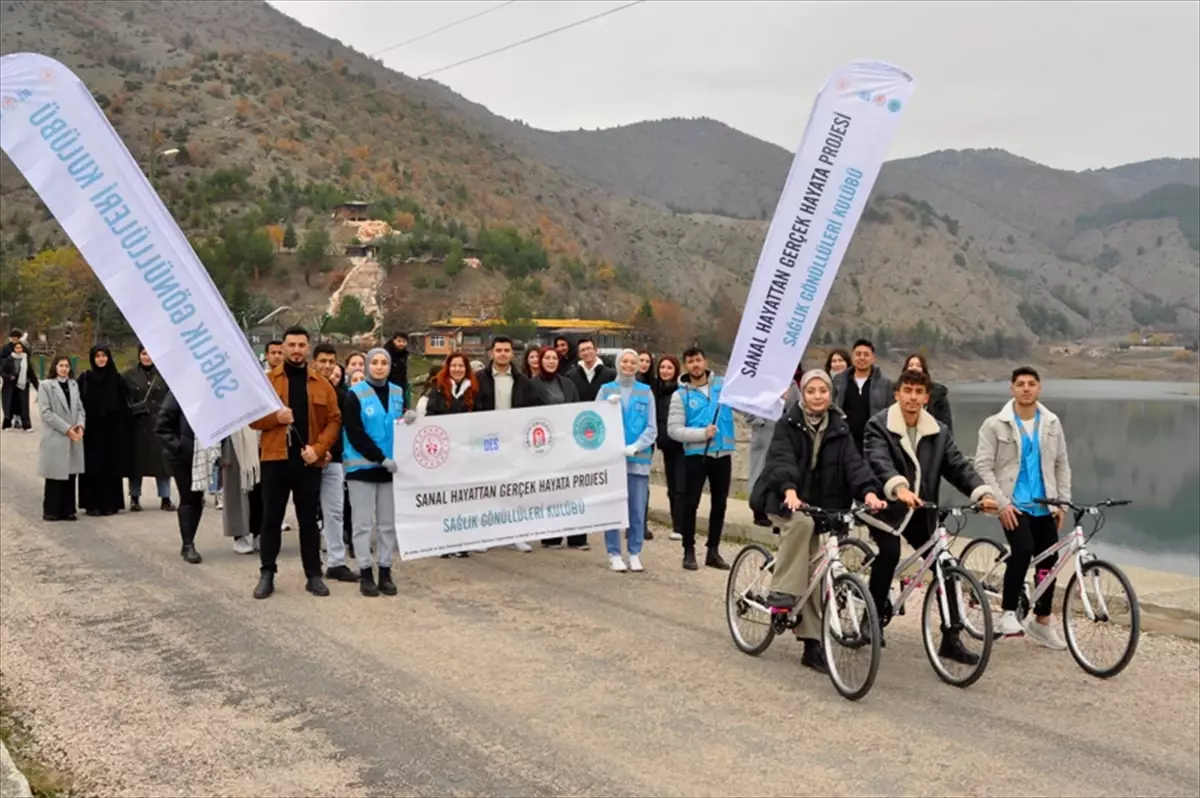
[343,380,406,474]
[678,375,735,456]
[598,381,654,467]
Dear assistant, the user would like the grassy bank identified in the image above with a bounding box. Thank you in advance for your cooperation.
[0,686,74,798]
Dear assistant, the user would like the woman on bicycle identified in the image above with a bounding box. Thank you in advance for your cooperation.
[750,369,887,673]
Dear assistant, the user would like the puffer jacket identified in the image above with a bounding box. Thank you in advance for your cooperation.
[973,399,1071,510]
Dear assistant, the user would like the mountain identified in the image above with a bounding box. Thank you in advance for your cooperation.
[1,0,1196,358]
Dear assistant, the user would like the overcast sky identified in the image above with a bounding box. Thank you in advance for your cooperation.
[269,0,1199,171]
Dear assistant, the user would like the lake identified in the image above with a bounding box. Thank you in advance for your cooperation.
[946,380,1200,576]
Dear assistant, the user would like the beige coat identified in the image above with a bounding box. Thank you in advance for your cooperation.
[974,400,1071,510]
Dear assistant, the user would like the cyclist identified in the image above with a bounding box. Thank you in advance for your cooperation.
[749,369,888,673]
[973,366,1071,649]
[863,369,998,663]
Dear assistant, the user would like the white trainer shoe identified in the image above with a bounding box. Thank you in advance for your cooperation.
[512,541,533,553]
[668,532,682,541]
[628,554,644,572]
[996,610,1025,637]
[232,536,254,555]
[1024,616,1068,651]
[609,555,628,572]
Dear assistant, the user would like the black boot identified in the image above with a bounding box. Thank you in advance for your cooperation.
[129,498,142,512]
[801,640,829,673]
[253,571,275,599]
[161,498,176,512]
[682,549,699,571]
[378,566,397,596]
[645,529,655,541]
[305,576,330,597]
[360,568,380,597]
[180,542,202,564]
[705,548,730,571]
[938,632,980,666]
[325,564,358,582]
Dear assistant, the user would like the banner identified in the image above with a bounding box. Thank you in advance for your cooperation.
[0,53,280,446]
[392,403,629,560]
[721,61,916,419]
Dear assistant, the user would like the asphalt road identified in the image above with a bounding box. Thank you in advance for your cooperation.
[1,427,1197,797]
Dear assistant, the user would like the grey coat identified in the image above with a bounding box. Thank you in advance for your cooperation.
[38,380,86,480]
[747,383,802,492]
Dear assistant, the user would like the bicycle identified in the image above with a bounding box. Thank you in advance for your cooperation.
[842,504,995,688]
[959,498,1140,679]
[725,504,882,702]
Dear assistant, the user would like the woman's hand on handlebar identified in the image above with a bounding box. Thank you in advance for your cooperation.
[783,489,804,513]
[896,487,923,508]
[863,492,887,511]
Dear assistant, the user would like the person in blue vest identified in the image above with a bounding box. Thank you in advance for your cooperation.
[667,346,735,572]
[597,349,658,573]
[342,347,411,598]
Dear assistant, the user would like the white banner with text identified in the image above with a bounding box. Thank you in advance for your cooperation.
[0,53,280,446]
[393,403,629,560]
[721,61,916,419]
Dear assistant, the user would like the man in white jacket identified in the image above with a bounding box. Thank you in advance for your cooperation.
[974,366,1072,649]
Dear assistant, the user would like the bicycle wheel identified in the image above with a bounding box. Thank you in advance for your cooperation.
[1062,559,1140,678]
[837,537,875,576]
[726,543,777,656]
[958,537,1019,636]
[921,564,994,688]
[823,572,881,702]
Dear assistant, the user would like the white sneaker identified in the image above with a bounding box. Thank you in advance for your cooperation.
[512,541,533,553]
[996,610,1025,637]
[609,554,628,572]
[1024,616,1068,651]
[628,554,644,572]
[668,532,682,541]
[232,536,254,555]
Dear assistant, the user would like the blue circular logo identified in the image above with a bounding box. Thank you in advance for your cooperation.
[887,98,902,113]
[573,410,606,450]
[858,91,872,102]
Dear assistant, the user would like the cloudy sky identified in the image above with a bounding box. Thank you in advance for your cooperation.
[270,0,1198,171]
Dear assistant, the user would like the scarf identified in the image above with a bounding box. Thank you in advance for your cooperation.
[451,378,469,399]
[229,426,260,491]
[12,352,28,391]
[365,347,391,388]
[191,438,222,493]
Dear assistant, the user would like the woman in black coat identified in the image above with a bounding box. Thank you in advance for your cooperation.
[0,340,37,431]
[535,346,586,548]
[77,345,131,516]
[654,355,685,542]
[424,352,482,557]
[123,344,175,511]
[903,353,952,432]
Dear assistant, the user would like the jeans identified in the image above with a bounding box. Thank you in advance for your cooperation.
[1003,513,1060,616]
[605,473,649,557]
[130,476,173,500]
[208,459,221,494]
[681,455,732,552]
[320,463,347,568]
[347,480,397,569]
[259,461,323,577]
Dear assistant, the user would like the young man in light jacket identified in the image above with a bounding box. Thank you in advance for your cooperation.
[974,366,1072,649]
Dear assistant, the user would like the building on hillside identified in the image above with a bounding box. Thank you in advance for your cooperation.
[344,236,386,259]
[410,317,643,358]
[332,201,370,222]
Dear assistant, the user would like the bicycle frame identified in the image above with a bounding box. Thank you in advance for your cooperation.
[887,512,970,627]
[1026,523,1110,622]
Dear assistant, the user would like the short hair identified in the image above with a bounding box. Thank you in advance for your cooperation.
[313,342,337,359]
[283,325,309,340]
[8,328,22,338]
[266,339,284,349]
[824,348,851,373]
[575,336,595,349]
[895,369,931,392]
[852,338,874,352]
[50,355,73,377]
[391,331,408,341]
[554,335,570,345]
[490,335,513,349]
[1011,366,1041,383]
[682,346,706,361]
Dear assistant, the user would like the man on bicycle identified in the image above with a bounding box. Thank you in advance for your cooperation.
[750,369,888,673]
[973,366,1071,649]
[864,369,998,663]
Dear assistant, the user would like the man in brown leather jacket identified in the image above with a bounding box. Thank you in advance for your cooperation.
[249,326,342,600]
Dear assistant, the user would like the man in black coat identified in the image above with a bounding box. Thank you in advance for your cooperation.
[475,335,543,411]
[750,369,886,672]
[564,337,616,402]
[831,338,892,452]
[154,392,205,565]
[863,369,997,662]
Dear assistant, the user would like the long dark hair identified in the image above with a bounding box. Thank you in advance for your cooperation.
[637,349,656,387]
[522,346,541,378]
[824,348,851,375]
[50,355,73,379]
[903,352,931,379]
[656,355,681,390]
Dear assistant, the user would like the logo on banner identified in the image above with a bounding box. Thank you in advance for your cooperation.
[572,411,606,450]
[413,425,452,469]
[469,434,501,453]
[524,419,554,454]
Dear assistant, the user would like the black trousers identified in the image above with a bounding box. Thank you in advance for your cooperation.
[3,386,31,429]
[869,511,963,630]
[1003,513,1059,616]
[259,460,323,577]
[43,476,77,519]
[662,446,687,536]
[681,455,732,552]
[248,481,263,539]
[171,467,205,545]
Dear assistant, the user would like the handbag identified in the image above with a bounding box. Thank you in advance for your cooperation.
[129,374,159,418]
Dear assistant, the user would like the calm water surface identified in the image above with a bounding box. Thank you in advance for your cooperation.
[946,380,1200,576]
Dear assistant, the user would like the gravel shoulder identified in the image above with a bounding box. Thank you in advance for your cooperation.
[1,429,1198,797]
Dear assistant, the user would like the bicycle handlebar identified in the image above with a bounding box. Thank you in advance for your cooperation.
[1034,497,1133,511]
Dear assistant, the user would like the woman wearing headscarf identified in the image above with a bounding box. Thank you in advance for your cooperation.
[77,345,130,516]
[0,340,38,431]
[748,362,804,528]
[123,344,175,511]
[38,355,85,521]
[596,349,658,572]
